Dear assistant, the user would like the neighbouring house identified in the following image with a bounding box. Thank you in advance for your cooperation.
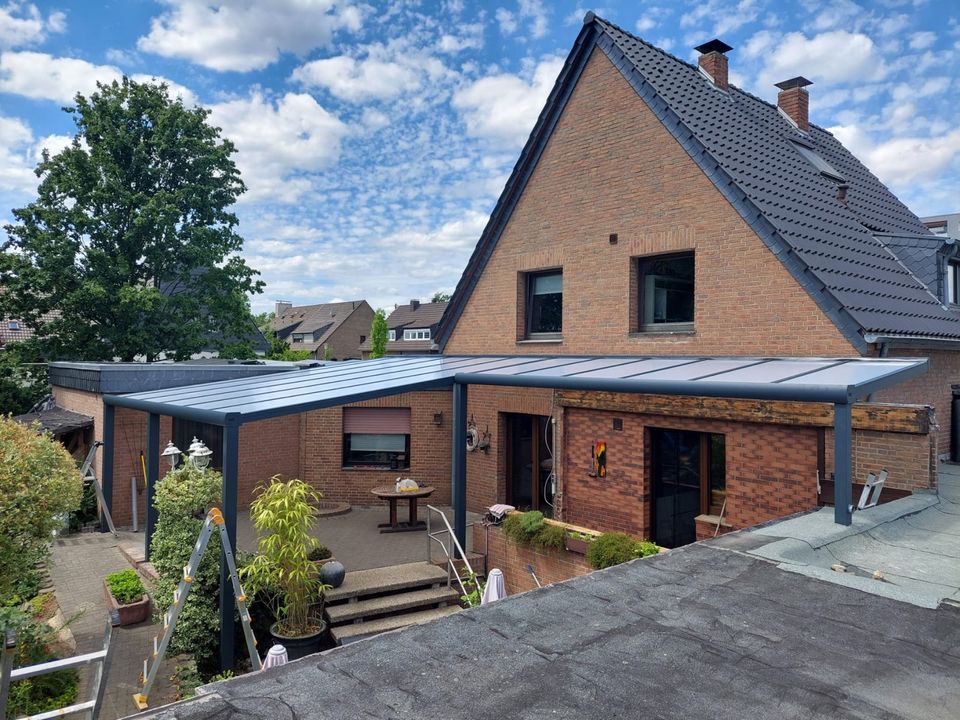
[272,300,374,360]
[359,299,448,358]
[0,317,32,348]
[922,212,960,239]
[57,16,956,560]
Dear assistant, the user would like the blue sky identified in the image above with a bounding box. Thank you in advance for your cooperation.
[1,0,958,314]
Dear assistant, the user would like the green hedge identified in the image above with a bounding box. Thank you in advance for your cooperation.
[586,532,659,570]
[502,511,566,551]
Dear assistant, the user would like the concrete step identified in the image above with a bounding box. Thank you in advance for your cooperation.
[326,586,460,625]
[325,562,449,604]
[430,552,485,577]
[330,606,462,645]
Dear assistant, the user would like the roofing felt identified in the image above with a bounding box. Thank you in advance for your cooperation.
[13,406,92,435]
[437,15,960,348]
[133,543,960,720]
[104,354,927,425]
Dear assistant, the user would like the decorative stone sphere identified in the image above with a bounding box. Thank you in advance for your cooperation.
[319,560,346,589]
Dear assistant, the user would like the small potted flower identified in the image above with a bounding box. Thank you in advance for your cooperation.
[103,569,151,626]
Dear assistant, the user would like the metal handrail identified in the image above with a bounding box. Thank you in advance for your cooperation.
[426,505,482,605]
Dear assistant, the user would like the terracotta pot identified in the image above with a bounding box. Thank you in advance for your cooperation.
[103,581,151,626]
[564,536,590,555]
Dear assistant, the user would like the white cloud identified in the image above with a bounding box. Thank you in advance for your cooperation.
[497,0,548,39]
[138,0,363,72]
[0,114,35,193]
[831,123,960,187]
[810,0,863,32]
[453,55,563,146]
[0,51,196,104]
[636,16,656,33]
[756,31,886,89]
[0,2,65,49]
[908,31,937,50]
[209,92,349,203]
[291,55,421,102]
[681,0,760,37]
[438,24,484,54]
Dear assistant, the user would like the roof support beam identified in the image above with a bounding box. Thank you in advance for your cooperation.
[451,382,468,554]
[219,422,239,672]
[834,401,853,525]
[100,404,115,534]
[144,413,160,560]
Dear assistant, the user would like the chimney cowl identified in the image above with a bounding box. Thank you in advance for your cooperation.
[776,76,813,131]
[694,39,733,91]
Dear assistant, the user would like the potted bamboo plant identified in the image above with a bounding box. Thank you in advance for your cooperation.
[240,476,331,660]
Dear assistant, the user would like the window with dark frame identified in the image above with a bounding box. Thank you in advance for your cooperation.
[526,270,562,337]
[342,407,411,470]
[638,253,695,330]
[948,260,960,305]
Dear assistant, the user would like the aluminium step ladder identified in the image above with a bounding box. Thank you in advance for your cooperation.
[133,508,261,710]
[78,441,118,537]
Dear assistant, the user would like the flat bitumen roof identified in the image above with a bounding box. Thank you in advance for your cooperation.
[735,462,960,609]
[132,541,960,720]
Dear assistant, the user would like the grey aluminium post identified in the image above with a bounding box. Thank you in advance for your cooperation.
[145,413,160,559]
[219,421,239,671]
[451,382,467,555]
[834,402,853,526]
[100,403,115,533]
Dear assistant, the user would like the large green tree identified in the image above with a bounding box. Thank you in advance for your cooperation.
[0,78,263,362]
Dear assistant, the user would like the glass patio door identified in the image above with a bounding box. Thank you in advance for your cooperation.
[651,428,702,547]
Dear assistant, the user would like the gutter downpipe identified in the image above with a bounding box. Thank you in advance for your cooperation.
[866,341,889,402]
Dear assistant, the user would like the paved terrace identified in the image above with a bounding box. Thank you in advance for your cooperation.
[132,541,960,719]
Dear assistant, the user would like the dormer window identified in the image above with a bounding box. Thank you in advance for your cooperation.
[8,321,18,330]
[291,333,304,343]
[388,330,396,341]
[403,328,431,341]
[948,261,960,305]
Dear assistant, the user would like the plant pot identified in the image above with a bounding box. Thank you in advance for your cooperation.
[103,581,151,626]
[564,536,590,555]
[269,620,327,661]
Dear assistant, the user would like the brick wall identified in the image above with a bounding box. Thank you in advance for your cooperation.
[472,523,592,595]
[873,349,960,458]
[300,391,452,506]
[443,47,857,358]
[824,427,936,493]
[560,407,820,539]
[325,303,375,360]
[53,387,301,527]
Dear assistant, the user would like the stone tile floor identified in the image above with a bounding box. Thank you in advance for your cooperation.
[47,532,177,720]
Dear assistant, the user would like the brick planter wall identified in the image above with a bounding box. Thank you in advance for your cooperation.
[474,523,592,596]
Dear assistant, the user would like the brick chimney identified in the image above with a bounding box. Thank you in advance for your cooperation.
[275,300,292,316]
[775,76,813,131]
[694,39,733,91]
[410,299,420,310]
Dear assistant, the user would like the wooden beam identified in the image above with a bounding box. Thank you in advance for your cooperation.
[556,391,931,434]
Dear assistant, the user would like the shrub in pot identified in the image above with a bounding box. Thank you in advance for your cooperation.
[240,476,332,660]
[104,569,150,626]
[564,531,595,555]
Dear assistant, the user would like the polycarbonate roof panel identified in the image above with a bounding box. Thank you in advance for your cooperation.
[105,355,928,425]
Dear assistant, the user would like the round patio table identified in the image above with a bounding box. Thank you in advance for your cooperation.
[370,485,435,533]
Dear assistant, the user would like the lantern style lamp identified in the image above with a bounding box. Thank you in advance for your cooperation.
[189,440,213,470]
[160,442,182,470]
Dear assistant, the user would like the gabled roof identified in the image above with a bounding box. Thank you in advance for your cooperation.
[359,301,447,353]
[436,13,960,350]
[273,300,369,352]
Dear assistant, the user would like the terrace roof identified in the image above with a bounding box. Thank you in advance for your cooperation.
[103,354,928,426]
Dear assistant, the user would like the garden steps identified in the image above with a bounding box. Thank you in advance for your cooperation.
[325,561,462,645]
[326,586,459,624]
[330,606,461,645]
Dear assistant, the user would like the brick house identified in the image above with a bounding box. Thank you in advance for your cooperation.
[423,14,957,545]
[358,300,448,358]
[272,300,374,360]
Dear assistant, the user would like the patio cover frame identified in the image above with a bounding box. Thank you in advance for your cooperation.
[101,354,927,669]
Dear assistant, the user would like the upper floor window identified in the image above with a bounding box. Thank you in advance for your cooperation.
[388,330,396,341]
[291,333,304,343]
[403,328,431,341]
[7,321,18,330]
[948,261,960,305]
[637,253,695,330]
[360,335,366,343]
[526,270,562,337]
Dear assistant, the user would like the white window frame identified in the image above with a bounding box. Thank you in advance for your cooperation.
[948,261,960,305]
[291,333,304,343]
[388,330,396,341]
[403,328,431,341]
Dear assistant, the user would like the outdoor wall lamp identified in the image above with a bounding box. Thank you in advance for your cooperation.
[161,441,182,470]
[189,439,213,470]
[433,412,443,427]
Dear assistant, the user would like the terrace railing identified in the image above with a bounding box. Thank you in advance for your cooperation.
[426,505,485,605]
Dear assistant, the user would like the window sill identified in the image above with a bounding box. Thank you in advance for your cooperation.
[341,466,411,472]
[517,338,563,345]
[629,329,696,338]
